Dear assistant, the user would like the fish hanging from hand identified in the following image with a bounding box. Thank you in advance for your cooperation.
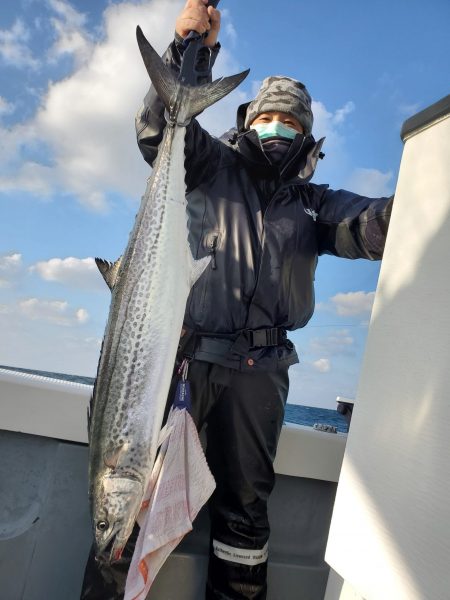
[87,25,249,569]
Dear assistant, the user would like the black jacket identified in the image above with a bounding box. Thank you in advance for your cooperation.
[135,38,393,370]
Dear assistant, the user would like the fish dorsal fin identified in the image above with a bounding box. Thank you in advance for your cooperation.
[95,257,122,291]
[187,251,211,288]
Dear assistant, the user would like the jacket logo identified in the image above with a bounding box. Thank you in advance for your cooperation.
[304,208,318,221]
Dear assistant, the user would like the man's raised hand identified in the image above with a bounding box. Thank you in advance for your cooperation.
[175,0,221,48]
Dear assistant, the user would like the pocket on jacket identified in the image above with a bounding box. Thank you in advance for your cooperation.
[189,230,223,326]
[203,230,222,272]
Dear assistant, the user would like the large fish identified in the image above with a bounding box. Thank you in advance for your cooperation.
[87,26,249,564]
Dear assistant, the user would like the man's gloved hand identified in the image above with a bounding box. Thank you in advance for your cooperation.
[175,0,221,48]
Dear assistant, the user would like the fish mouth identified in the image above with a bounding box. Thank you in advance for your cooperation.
[109,536,126,563]
[94,523,125,564]
[99,539,125,564]
[95,538,125,565]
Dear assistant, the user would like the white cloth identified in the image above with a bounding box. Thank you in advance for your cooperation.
[124,408,215,600]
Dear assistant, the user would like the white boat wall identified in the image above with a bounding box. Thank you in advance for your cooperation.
[325,95,450,600]
[0,367,346,600]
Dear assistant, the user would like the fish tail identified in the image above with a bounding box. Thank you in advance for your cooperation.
[136,26,249,123]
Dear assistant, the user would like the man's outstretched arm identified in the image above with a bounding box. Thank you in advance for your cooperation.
[315,186,394,260]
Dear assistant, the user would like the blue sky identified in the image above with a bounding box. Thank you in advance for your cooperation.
[0,0,449,408]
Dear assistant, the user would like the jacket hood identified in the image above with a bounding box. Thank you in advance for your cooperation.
[237,101,251,133]
[219,102,325,184]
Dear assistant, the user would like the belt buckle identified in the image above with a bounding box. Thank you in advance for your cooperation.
[248,329,264,348]
[266,328,279,346]
[248,328,279,348]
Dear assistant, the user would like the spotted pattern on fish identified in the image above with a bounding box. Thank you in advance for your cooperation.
[88,125,196,558]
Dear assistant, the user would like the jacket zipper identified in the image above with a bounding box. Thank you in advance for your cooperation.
[254,135,306,280]
[244,182,280,325]
[243,134,308,326]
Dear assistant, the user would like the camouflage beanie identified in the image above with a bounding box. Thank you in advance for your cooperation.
[245,76,313,135]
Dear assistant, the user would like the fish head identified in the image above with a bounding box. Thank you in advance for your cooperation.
[93,475,143,563]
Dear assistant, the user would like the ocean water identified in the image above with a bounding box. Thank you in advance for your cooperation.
[284,404,349,434]
[0,364,95,386]
[1,364,349,434]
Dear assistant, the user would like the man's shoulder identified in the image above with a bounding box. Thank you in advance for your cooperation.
[304,182,329,194]
[294,182,329,201]
[217,127,241,153]
[212,127,241,169]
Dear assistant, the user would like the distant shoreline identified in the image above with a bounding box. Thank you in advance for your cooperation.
[0,364,94,386]
[0,364,349,433]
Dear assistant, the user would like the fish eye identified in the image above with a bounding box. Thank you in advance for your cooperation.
[96,520,109,532]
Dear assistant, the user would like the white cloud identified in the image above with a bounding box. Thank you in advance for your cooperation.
[332,101,355,125]
[0,305,101,375]
[312,358,331,373]
[0,96,14,116]
[312,99,354,143]
[76,307,89,323]
[331,291,375,316]
[0,122,28,165]
[220,9,237,46]
[19,297,89,326]
[0,0,186,209]
[310,329,354,356]
[308,98,357,187]
[47,0,93,67]
[49,0,87,29]
[0,161,55,197]
[314,301,328,311]
[0,0,249,209]
[345,167,394,197]
[0,252,22,269]
[30,256,105,290]
[0,19,39,69]
[0,253,23,288]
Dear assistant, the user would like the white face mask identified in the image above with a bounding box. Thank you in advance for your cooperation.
[250,121,298,141]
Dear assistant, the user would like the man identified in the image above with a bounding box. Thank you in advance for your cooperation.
[81,1,392,598]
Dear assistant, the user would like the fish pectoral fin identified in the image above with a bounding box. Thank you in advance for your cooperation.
[104,444,125,469]
[187,251,211,288]
[95,257,122,291]
[157,423,174,448]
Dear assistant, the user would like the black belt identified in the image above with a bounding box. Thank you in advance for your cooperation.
[191,327,287,359]
[246,327,286,348]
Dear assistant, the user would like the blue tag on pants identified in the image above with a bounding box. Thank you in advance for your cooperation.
[173,380,192,412]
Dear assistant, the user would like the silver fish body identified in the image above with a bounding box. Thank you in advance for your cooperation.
[88,27,249,563]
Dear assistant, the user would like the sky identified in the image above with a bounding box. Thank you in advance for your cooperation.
[0,0,449,409]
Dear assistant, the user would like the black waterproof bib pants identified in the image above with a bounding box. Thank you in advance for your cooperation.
[80,359,289,600]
